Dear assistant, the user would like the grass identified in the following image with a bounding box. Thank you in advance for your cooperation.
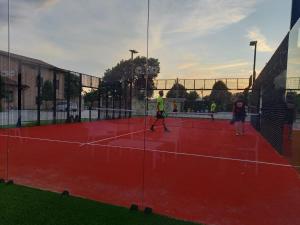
[0,183,201,225]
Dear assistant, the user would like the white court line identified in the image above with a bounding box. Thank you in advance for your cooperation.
[79,129,146,147]
[1,133,299,169]
[0,134,81,145]
[79,120,186,147]
[86,143,299,168]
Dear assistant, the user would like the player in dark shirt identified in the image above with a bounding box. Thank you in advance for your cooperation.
[233,98,246,135]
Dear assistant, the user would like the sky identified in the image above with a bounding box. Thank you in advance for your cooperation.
[0,0,293,79]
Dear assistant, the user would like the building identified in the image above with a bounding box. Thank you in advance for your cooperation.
[0,50,65,111]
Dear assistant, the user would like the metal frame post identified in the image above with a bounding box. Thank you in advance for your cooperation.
[37,65,41,126]
[53,70,57,124]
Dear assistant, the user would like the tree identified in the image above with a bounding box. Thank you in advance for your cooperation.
[103,56,160,100]
[42,80,54,110]
[83,89,99,107]
[209,80,232,111]
[0,76,12,111]
[186,91,199,101]
[64,73,81,100]
[0,76,5,99]
[0,76,5,111]
[184,91,200,112]
[166,83,188,98]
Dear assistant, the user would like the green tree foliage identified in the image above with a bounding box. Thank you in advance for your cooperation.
[209,80,232,111]
[83,89,98,107]
[166,83,188,98]
[0,76,5,111]
[184,91,200,112]
[41,80,54,110]
[42,80,54,101]
[296,94,300,113]
[186,91,199,101]
[0,76,5,99]
[64,73,81,99]
[103,56,160,99]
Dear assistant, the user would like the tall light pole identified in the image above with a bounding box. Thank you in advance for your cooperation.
[129,49,138,117]
[250,40,257,85]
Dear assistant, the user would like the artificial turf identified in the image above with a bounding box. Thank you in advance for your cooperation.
[0,183,201,225]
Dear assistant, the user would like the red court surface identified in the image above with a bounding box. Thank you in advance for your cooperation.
[1,117,300,225]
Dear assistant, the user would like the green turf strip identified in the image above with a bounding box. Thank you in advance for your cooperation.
[0,184,201,225]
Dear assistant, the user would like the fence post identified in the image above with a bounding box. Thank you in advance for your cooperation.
[112,92,115,119]
[66,72,71,122]
[119,94,121,118]
[105,92,109,119]
[53,69,57,124]
[37,65,41,126]
[98,78,101,120]
[89,106,91,122]
[79,73,82,122]
[17,61,22,127]
[124,80,127,117]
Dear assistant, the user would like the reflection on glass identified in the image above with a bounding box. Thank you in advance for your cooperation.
[286,18,300,167]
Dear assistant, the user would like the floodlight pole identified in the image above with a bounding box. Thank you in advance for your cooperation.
[250,41,257,84]
[129,49,138,117]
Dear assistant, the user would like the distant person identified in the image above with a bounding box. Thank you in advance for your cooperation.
[150,90,169,132]
[233,97,246,135]
[173,100,178,112]
[74,115,80,122]
[210,102,217,120]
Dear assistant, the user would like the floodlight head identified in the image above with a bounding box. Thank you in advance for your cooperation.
[249,41,257,46]
[129,49,139,54]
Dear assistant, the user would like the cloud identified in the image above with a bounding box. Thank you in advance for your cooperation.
[0,0,58,28]
[147,0,259,63]
[151,0,257,35]
[172,60,250,79]
[247,27,274,52]
[0,0,260,77]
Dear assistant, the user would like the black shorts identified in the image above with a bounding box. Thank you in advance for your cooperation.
[156,111,165,119]
[234,114,246,122]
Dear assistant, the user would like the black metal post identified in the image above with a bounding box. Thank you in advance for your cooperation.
[253,44,257,82]
[79,73,82,122]
[66,72,71,121]
[124,81,127,117]
[119,94,121,118]
[53,70,57,124]
[37,65,41,126]
[250,41,257,84]
[98,78,101,120]
[89,106,91,122]
[130,53,133,118]
[17,61,22,127]
[105,92,109,119]
[112,92,115,119]
[129,49,138,117]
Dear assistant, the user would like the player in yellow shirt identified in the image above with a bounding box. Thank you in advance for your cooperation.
[150,90,169,132]
[210,102,217,120]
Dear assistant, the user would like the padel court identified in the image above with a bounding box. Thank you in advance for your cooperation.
[0,117,300,225]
